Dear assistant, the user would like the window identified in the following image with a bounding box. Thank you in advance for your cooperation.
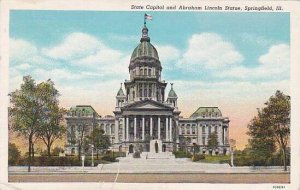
[111,125,115,133]
[208,126,211,135]
[192,125,196,134]
[202,137,205,145]
[140,68,143,75]
[148,84,152,97]
[144,68,147,75]
[148,69,151,76]
[186,125,190,134]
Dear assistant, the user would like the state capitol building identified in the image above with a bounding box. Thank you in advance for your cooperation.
[65,23,230,156]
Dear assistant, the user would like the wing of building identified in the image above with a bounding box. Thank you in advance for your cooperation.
[65,24,230,156]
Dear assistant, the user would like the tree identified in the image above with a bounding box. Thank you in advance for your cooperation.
[8,143,21,166]
[263,90,290,171]
[207,131,219,151]
[76,124,89,160]
[247,115,276,165]
[87,127,111,159]
[247,90,290,170]
[9,76,66,171]
[36,80,66,157]
[9,76,42,172]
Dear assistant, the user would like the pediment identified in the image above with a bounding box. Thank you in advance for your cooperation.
[136,103,166,109]
[122,99,173,111]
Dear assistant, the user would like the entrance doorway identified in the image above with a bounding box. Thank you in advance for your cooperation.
[129,144,134,153]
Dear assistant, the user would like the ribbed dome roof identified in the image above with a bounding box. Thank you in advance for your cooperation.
[130,41,159,61]
[130,25,159,62]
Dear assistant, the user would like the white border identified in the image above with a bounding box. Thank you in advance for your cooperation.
[0,0,299,190]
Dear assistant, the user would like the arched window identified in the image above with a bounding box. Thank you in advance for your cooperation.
[111,124,115,133]
[140,68,143,75]
[148,68,151,76]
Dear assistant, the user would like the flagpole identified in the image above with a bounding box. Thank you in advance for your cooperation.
[144,13,146,26]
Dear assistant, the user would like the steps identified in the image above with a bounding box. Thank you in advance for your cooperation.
[141,152,175,159]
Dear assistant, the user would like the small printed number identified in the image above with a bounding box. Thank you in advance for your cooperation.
[273,186,285,189]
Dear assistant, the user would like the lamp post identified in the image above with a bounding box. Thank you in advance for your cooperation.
[91,144,94,167]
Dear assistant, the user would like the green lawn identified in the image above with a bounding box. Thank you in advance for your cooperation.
[199,155,230,164]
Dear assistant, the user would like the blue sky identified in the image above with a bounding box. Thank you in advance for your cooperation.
[9,11,290,148]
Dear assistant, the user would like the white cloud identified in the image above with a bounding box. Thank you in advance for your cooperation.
[177,33,244,69]
[10,39,38,63]
[259,44,290,67]
[156,45,180,63]
[42,32,103,60]
[218,44,290,79]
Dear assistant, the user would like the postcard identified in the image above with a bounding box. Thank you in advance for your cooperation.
[0,0,300,190]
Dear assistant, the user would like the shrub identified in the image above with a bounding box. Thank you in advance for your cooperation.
[102,155,117,162]
[173,151,192,158]
[132,151,141,158]
[113,151,126,157]
[8,143,21,166]
[192,154,205,162]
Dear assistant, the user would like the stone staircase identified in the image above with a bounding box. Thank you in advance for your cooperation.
[141,152,175,159]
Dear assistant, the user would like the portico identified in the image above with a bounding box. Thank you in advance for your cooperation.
[123,114,175,142]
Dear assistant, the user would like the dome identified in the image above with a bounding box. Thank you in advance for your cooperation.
[130,41,159,61]
[117,83,125,96]
[129,25,160,66]
[168,83,177,98]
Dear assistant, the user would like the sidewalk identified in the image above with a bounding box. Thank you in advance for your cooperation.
[8,158,290,174]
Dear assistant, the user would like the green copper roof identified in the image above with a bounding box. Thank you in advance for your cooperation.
[131,41,159,61]
[168,84,177,98]
[70,105,98,117]
[117,87,125,96]
[190,107,222,118]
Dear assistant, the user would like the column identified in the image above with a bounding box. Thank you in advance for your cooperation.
[179,125,182,135]
[142,116,145,140]
[126,117,129,141]
[169,118,173,141]
[158,116,161,139]
[122,118,125,141]
[134,116,137,140]
[109,124,112,135]
[218,125,223,146]
[198,124,202,145]
[205,125,208,145]
[150,116,153,137]
[114,119,119,143]
[166,117,169,141]
[226,127,229,144]
[223,127,226,145]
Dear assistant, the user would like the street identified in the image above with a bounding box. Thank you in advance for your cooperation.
[9,173,290,183]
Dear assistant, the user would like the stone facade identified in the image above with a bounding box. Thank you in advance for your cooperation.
[65,24,230,156]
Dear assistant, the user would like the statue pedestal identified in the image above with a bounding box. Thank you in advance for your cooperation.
[150,139,162,153]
